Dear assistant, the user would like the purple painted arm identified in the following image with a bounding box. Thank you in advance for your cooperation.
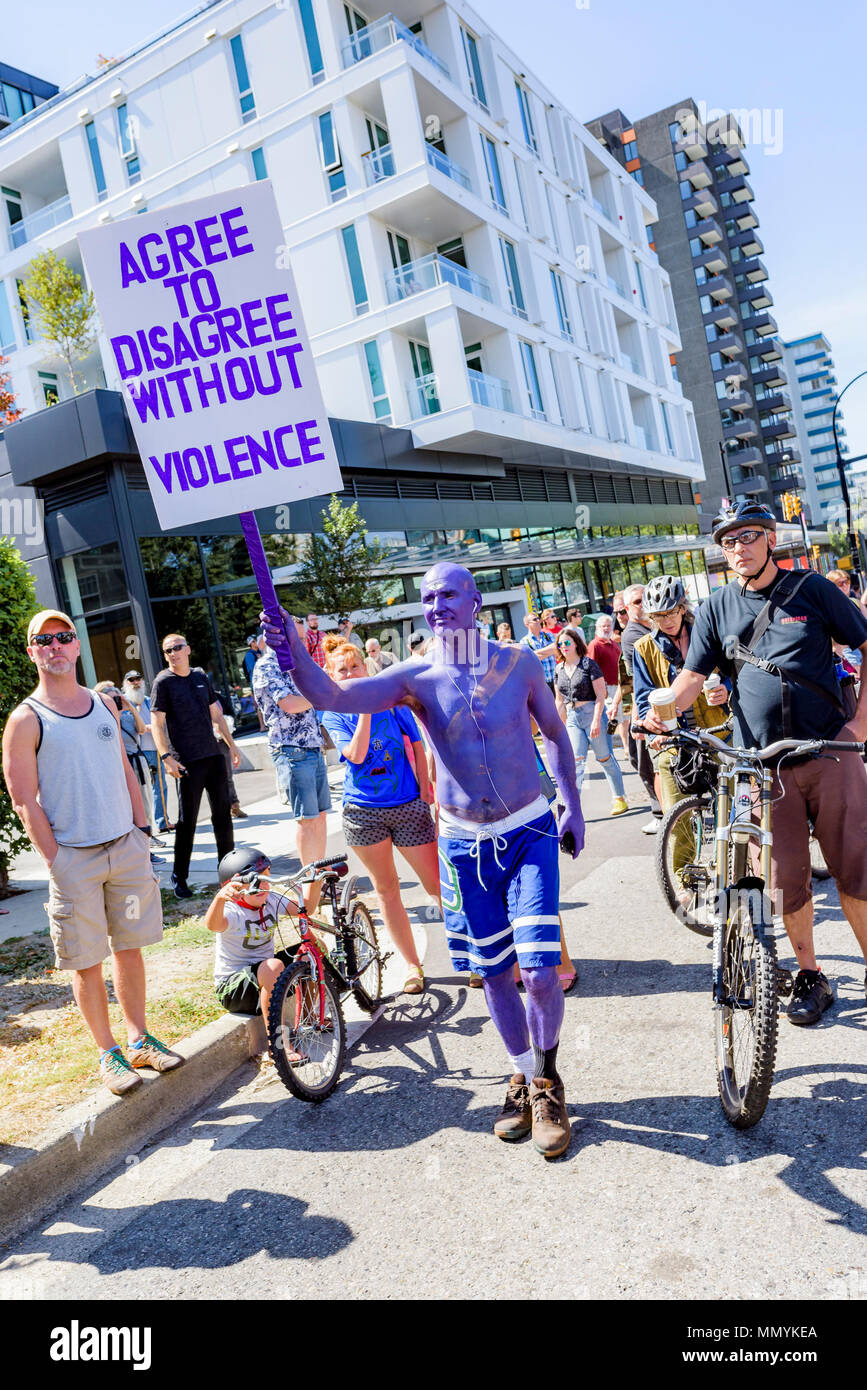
[526,660,585,859]
[260,606,414,713]
[240,513,293,672]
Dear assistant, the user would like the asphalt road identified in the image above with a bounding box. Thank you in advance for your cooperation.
[2,755,865,1301]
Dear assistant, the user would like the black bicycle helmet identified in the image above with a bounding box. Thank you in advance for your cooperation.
[643,574,686,615]
[711,500,776,544]
[219,847,272,885]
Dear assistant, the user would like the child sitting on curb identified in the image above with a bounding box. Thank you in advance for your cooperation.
[206,848,301,1036]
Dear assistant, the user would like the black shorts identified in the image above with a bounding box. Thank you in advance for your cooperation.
[342,795,436,848]
[215,947,296,1015]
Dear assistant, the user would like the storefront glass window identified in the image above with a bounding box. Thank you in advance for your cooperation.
[534,565,565,608]
[139,536,205,598]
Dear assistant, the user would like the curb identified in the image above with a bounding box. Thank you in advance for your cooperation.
[0,1011,267,1249]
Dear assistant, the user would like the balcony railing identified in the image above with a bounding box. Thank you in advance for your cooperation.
[619,350,642,376]
[425,143,472,191]
[607,274,630,301]
[362,144,396,185]
[340,14,450,79]
[385,252,493,305]
[407,373,441,418]
[592,195,616,223]
[8,193,73,249]
[468,369,515,413]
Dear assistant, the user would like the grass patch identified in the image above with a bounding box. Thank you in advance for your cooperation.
[0,906,222,1153]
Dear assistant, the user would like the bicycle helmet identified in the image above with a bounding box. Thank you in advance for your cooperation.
[219,847,272,885]
[643,575,686,615]
[711,500,776,544]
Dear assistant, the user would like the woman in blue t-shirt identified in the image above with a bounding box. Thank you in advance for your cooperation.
[322,642,441,996]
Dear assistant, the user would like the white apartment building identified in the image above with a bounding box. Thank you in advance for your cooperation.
[0,0,702,485]
[780,333,851,526]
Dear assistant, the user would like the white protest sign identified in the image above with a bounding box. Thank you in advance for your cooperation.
[78,182,341,528]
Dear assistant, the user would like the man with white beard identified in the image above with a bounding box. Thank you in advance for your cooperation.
[122,670,172,836]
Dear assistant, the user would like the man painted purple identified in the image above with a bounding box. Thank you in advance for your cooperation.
[263,562,583,1158]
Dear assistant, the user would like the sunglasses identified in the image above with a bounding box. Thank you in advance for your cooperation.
[32,631,77,647]
[163,643,186,654]
[557,638,574,647]
[614,607,627,615]
[720,528,765,551]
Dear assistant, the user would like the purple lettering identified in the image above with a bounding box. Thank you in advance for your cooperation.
[166,224,201,272]
[193,362,226,408]
[247,431,280,472]
[275,342,303,388]
[189,268,220,313]
[225,356,255,401]
[240,298,271,347]
[134,329,154,372]
[130,377,161,422]
[156,376,175,419]
[212,306,246,354]
[189,314,220,357]
[204,443,232,485]
[119,243,146,288]
[297,419,325,465]
[181,446,209,488]
[138,232,170,280]
[194,215,228,265]
[274,424,301,468]
[265,293,296,341]
[148,450,187,493]
[171,322,197,367]
[225,436,254,479]
[111,335,140,378]
[249,349,282,396]
[166,368,194,412]
[148,325,172,370]
[164,273,190,316]
[221,206,254,258]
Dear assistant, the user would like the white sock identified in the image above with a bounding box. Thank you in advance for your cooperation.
[510,1047,536,1081]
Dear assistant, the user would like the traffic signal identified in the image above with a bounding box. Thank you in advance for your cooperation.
[781,492,793,521]
[812,545,821,562]
[790,493,802,517]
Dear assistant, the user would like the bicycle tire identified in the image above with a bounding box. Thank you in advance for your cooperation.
[344,900,383,1014]
[267,958,346,1103]
[714,842,778,1129]
[655,794,716,936]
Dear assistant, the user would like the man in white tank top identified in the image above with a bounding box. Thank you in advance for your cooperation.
[2,610,183,1095]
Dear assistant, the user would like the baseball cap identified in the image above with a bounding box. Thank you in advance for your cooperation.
[123,670,143,682]
[26,610,77,644]
[246,633,260,645]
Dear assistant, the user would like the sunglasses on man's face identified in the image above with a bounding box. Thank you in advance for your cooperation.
[32,631,77,647]
[163,643,186,655]
[614,607,627,616]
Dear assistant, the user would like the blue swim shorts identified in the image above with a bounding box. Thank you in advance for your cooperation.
[437,806,560,978]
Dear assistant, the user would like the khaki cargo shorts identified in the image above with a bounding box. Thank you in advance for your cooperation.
[46,827,164,971]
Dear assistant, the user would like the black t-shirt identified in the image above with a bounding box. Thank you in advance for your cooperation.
[687,570,867,747]
[150,667,220,764]
[621,619,652,676]
[555,656,603,705]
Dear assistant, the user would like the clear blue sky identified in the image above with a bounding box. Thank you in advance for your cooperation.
[8,0,867,461]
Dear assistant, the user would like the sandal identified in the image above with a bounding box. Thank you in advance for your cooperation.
[403,965,425,995]
[557,965,578,995]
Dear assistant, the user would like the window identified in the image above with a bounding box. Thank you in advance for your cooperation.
[548,350,566,424]
[699,294,712,314]
[116,104,141,185]
[512,156,529,230]
[683,208,697,229]
[631,167,644,187]
[695,265,708,285]
[499,237,526,318]
[387,229,411,270]
[515,82,537,153]
[480,135,507,214]
[660,402,674,453]
[680,180,692,201]
[623,139,637,161]
[230,33,256,121]
[0,282,16,353]
[318,111,346,200]
[409,340,440,415]
[16,279,31,343]
[669,119,685,143]
[634,260,647,310]
[341,225,368,312]
[85,121,107,202]
[39,370,59,406]
[674,151,687,171]
[1,83,36,122]
[363,340,390,419]
[544,183,561,251]
[297,0,325,84]
[519,341,545,418]
[550,269,572,341]
[689,237,702,257]
[709,352,724,371]
[461,27,487,109]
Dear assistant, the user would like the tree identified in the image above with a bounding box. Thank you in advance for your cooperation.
[20,250,97,396]
[0,539,38,891]
[0,353,21,424]
[294,496,390,620]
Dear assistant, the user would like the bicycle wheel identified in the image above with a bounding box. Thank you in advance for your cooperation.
[267,958,346,1103]
[714,843,778,1129]
[655,794,716,936]
[344,899,383,1013]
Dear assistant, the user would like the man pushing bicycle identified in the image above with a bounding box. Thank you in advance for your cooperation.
[644,501,867,1026]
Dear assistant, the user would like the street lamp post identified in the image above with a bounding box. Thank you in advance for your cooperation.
[831,370,867,582]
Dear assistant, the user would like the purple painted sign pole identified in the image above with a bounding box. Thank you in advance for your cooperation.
[239,510,294,672]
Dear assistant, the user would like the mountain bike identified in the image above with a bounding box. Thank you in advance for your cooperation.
[655,727,864,1128]
[264,855,393,1102]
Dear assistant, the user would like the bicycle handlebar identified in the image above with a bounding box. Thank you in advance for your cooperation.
[660,726,865,764]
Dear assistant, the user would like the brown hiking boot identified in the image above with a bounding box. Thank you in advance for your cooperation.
[100,1048,143,1096]
[493,1074,532,1142]
[529,1077,571,1159]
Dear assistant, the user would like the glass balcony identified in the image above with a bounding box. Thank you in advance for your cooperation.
[619,350,642,376]
[425,143,472,191]
[362,144,396,185]
[8,193,73,249]
[407,373,441,418]
[340,14,450,79]
[633,423,657,452]
[592,194,616,223]
[468,369,515,412]
[385,252,494,305]
[606,274,631,301]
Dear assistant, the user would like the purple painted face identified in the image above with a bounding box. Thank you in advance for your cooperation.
[420,563,481,635]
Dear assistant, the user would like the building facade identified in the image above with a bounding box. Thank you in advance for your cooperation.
[588,101,798,523]
[780,333,851,526]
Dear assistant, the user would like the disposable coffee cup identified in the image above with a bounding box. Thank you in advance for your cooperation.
[703,673,722,696]
[648,688,678,730]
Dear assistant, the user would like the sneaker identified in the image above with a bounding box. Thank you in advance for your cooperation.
[610,796,628,816]
[787,969,834,1026]
[641,819,660,835]
[150,853,164,865]
[151,836,166,850]
[231,803,248,819]
[100,1047,143,1096]
[171,874,194,900]
[529,1077,571,1159]
[128,1031,185,1072]
[493,1074,532,1142]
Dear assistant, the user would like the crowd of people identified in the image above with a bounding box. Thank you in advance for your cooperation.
[4,500,867,1157]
